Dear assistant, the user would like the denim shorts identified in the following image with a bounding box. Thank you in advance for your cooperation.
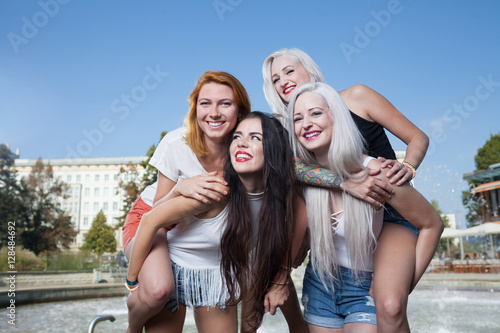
[165,261,229,314]
[301,262,376,328]
[383,203,420,236]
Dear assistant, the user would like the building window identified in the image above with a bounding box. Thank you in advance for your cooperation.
[113,187,118,196]
[94,187,99,196]
[83,233,86,240]
[124,174,129,181]
[85,175,90,183]
[84,202,89,211]
[103,202,108,211]
[67,175,72,182]
[73,187,79,197]
[104,174,109,182]
[114,174,118,181]
[95,174,100,182]
[103,187,109,197]
[76,175,81,182]
[83,217,88,226]
[74,203,78,212]
[93,202,98,211]
[113,202,118,211]
[84,188,90,197]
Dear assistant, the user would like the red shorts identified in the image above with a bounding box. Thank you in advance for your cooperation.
[122,197,175,249]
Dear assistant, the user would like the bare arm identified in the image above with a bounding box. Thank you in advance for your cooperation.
[153,171,228,206]
[295,158,393,209]
[343,84,429,185]
[367,159,444,290]
[126,196,210,282]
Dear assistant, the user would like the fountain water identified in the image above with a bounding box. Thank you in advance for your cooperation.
[1,288,499,332]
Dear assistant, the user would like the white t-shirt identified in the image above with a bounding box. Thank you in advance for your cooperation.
[149,127,207,183]
[140,127,205,207]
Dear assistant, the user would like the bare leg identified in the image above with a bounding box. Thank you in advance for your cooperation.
[344,323,376,333]
[146,304,186,333]
[193,304,238,333]
[281,278,309,333]
[308,324,342,333]
[124,228,174,333]
[373,223,417,333]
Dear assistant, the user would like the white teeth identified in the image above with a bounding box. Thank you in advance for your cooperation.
[284,86,295,94]
[208,122,223,127]
[236,153,251,159]
[305,132,320,138]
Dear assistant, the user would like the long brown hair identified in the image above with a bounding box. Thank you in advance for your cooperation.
[220,112,300,330]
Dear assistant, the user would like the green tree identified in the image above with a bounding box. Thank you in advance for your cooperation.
[140,131,167,188]
[463,133,500,227]
[81,210,117,256]
[115,131,167,228]
[474,133,500,170]
[462,187,484,227]
[19,158,76,255]
[431,200,451,253]
[115,163,142,229]
[0,144,28,248]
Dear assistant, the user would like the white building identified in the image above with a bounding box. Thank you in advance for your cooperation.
[14,156,147,251]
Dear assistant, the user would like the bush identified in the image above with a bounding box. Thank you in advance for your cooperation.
[45,251,99,271]
[0,247,42,271]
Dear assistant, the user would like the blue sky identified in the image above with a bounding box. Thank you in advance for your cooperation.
[1,1,499,228]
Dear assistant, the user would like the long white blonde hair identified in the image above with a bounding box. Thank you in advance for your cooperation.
[287,82,377,284]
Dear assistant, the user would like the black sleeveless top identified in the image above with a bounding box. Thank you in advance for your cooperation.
[350,111,397,160]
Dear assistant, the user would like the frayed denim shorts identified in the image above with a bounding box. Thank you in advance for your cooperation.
[383,203,420,236]
[301,262,377,328]
[165,261,229,314]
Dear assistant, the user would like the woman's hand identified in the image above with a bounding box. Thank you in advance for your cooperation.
[172,171,229,204]
[264,281,290,315]
[341,169,394,209]
[378,157,414,186]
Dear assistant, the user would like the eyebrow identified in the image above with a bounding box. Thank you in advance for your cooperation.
[272,65,293,78]
[233,130,263,136]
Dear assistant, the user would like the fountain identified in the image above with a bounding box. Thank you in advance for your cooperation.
[1,287,499,332]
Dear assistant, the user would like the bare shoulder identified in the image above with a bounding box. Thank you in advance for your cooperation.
[340,84,375,101]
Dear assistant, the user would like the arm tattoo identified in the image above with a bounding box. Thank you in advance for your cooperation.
[294,158,342,189]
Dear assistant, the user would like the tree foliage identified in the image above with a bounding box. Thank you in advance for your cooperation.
[431,200,451,252]
[474,133,500,170]
[81,210,116,255]
[0,144,27,248]
[115,163,142,229]
[115,131,167,228]
[463,133,500,227]
[19,158,76,255]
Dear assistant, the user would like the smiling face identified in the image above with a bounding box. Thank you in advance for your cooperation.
[196,82,239,143]
[271,56,311,104]
[230,117,265,178]
[293,92,333,163]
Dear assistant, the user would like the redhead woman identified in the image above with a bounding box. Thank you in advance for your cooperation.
[263,48,434,332]
[287,82,443,332]
[124,70,250,332]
